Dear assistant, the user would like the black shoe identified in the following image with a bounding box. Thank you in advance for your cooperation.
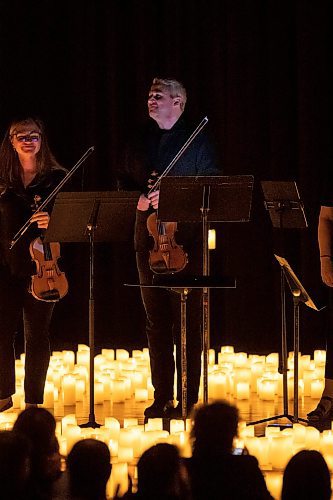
[144,400,174,418]
[0,397,13,413]
[166,403,196,419]
[308,396,333,421]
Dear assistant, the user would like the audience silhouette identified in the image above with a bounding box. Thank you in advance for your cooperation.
[12,407,62,499]
[66,438,112,500]
[185,400,273,499]
[0,429,31,500]
[281,449,331,499]
[122,442,191,499]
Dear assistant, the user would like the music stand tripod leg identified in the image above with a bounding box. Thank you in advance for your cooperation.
[180,289,189,420]
[80,228,101,428]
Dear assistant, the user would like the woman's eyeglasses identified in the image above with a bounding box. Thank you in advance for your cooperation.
[12,132,41,143]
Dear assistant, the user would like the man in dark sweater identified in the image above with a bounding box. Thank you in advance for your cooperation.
[118,77,221,418]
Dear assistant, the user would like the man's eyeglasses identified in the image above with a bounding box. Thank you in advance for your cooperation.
[12,132,41,143]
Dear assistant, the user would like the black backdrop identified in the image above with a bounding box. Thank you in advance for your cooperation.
[0,0,332,356]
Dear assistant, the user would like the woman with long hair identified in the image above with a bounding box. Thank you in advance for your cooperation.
[0,116,67,412]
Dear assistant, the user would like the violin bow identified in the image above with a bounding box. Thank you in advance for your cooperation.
[10,146,95,249]
[147,116,208,196]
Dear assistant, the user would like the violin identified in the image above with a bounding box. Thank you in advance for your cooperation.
[147,211,188,274]
[29,195,68,302]
[145,117,208,274]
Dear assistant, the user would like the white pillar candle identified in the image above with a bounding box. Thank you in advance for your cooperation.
[102,348,115,361]
[265,352,279,367]
[75,378,85,401]
[76,350,90,367]
[320,430,333,455]
[15,360,25,382]
[314,349,326,365]
[117,446,134,463]
[116,349,129,361]
[62,350,75,371]
[265,471,283,500]
[104,417,120,439]
[234,352,248,367]
[269,434,293,469]
[140,430,169,454]
[145,418,163,431]
[250,362,264,391]
[94,381,105,404]
[208,349,215,365]
[235,381,250,400]
[170,419,185,434]
[111,379,126,403]
[245,436,269,467]
[305,426,320,450]
[64,424,82,454]
[303,369,316,397]
[134,388,148,402]
[61,414,77,434]
[122,418,137,429]
[43,382,55,408]
[108,438,119,458]
[208,371,227,399]
[292,423,306,445]
[258,379,275,400]
[108,463,128,499]
[310,379,324,399]
[62,375,76,406]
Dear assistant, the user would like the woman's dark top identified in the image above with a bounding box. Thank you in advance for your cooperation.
[0,168,67,279]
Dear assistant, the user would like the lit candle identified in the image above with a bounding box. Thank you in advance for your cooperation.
[269,434,293,469]
[104,417,120,439]
[235,381,250,400]
[111,379,126,403]
[64,424,82,454]
[135,388,148,402]
[170,419,185,434]
[245,436,269,467]
[62,350,75,371]
[43,382,55,408]
[62,374,76,406]
[305,426,320,450]
[314,350,326,366]
[258,379,275,400]
[76,350,90,367]
[102,348,115,361]
[108,463,128,499]
[121,418,137,429]
[94,381,104,404]
[116,349,129,361]
[265,471,283,500]
[310,379,324,399]
[209,371,227,399]
[118,446,134,463]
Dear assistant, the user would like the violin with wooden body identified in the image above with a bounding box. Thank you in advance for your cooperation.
[9,147,94,300]
[145,117,208,274]
[29,196,68,302]
[147,210,188,274]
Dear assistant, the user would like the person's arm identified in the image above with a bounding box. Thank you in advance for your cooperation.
[318,205,333,286]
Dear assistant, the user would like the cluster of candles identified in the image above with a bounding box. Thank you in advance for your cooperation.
[0,344,330,498]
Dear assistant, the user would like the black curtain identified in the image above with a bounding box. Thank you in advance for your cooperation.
[0,0,331,355]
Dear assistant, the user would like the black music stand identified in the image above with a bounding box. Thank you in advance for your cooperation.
[274,255,323,423]
[250,181,308,426]
[44,191,139,428]
[158,175,254,406]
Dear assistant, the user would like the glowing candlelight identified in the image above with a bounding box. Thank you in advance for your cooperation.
[62,374,76,406]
